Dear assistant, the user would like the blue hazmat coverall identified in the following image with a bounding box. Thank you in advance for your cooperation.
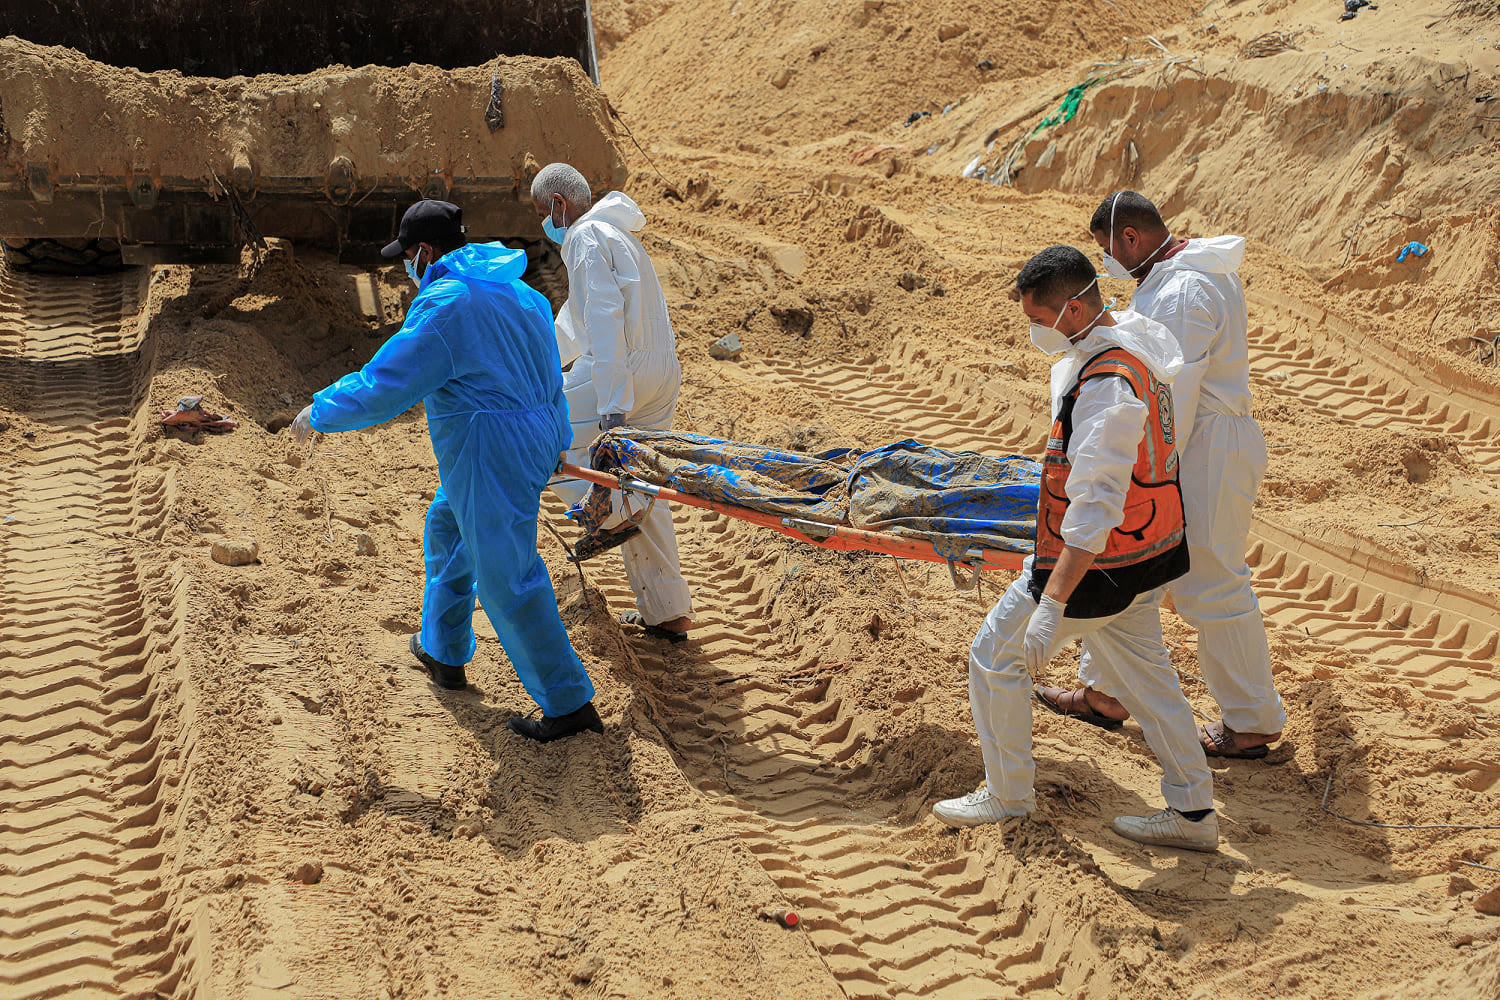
[309,242,594,717]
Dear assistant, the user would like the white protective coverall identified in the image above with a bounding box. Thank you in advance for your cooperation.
[970,312,1213,814]
[548,191,693,626]
[1079,237,1286,736]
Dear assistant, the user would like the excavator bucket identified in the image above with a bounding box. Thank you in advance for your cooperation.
[0,1,622,269]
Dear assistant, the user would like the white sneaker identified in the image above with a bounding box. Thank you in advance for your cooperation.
[932,787,1031,828]
[1112,807,1219,852]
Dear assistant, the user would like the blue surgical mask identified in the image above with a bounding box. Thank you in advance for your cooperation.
[403,252,421,287]
[542,202,569,245]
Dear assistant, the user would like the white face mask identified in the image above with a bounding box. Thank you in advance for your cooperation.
[1028,278,1104,355]
[1100,248,1136,282]
[1101,192,1172,280]
[403,247,424,288]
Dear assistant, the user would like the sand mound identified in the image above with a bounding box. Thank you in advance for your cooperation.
[903,0,1500,378]
[598,0,1201,146]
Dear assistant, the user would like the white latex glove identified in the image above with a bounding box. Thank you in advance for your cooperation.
[291,404,316,444]
[599,412,627,432]
[1023,595,1066,675]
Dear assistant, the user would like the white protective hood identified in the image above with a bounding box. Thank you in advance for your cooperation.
[1155,235,1245,277]
[568,191,647,240]
[1049,309,1185,412]
[553,192,650,368]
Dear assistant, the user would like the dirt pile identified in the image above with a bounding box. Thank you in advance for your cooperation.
[597,0,1201,147]
[0,36,615,186]
[0,0,594,76]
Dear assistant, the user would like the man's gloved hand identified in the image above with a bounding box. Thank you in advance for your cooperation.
[1023,595,1066,675]
[599,412,627,432]
[291,404,316,445]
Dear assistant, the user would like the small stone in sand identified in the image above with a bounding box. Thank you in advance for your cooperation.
[211,538,259,566]
[709,333,743,360]
[571,954,603,984]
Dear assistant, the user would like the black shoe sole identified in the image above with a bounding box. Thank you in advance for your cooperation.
[1032,685,1125,731]
[409,634,467,690]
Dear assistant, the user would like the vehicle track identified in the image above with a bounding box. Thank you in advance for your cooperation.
[1245,298,1500,477]
[0,271,198,1000]
[545,495,1097,998]
[0,267,149,360]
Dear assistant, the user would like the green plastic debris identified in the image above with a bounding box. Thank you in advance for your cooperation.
[1029,78,1100,139]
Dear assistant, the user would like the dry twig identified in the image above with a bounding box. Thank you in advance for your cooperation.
[1239,31,1302,60]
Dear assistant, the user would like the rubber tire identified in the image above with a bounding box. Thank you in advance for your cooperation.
[1,238,125,275]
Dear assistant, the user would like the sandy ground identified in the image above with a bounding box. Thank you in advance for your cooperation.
[2,1,1500,998]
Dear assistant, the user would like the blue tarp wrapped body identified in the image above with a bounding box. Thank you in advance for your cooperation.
[571,429,1040,554]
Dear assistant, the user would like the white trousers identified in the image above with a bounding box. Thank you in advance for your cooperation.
[971,566,1213,813]
[1080,412,1286,735]
[550,355,693,626]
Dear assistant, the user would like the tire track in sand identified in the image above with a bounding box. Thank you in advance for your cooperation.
[545,495,1099,998]
[0,268,149,360]
[758,337,1500,708]
[0,270,199,1000]
[1244,298,1500,478]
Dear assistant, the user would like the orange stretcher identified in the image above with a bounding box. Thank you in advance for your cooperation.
[558,462,1025,588]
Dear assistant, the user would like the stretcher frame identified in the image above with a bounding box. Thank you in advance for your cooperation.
[557,462,1025,588]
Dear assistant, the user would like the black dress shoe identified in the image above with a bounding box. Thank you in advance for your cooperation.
[409,634,467,690]
[507,701,604,742]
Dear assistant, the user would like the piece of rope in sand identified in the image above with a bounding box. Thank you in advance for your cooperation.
[1375,512,1440,528]
[1321,769,1500,831]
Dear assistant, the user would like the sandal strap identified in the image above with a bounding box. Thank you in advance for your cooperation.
[1201,721,1234,752]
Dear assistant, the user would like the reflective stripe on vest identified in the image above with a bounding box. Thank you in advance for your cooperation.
[1034,347,1184,574]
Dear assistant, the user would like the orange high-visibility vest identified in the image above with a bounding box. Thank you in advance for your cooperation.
[1029,347,1190,618]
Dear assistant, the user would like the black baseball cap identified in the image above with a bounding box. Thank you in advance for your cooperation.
[381,200,466,258]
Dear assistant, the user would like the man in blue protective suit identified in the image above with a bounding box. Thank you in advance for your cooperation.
[290,200,603,743]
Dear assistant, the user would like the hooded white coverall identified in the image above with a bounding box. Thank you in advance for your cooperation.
[1079,237,1286,736]
[970,312,1213,814]
[548,191,693,627]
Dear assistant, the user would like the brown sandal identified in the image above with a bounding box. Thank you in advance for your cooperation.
[1033,685,1126,731]
[1200,720,1272,759]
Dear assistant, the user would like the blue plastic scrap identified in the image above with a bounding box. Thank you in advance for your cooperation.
[1395,241,1429,263]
